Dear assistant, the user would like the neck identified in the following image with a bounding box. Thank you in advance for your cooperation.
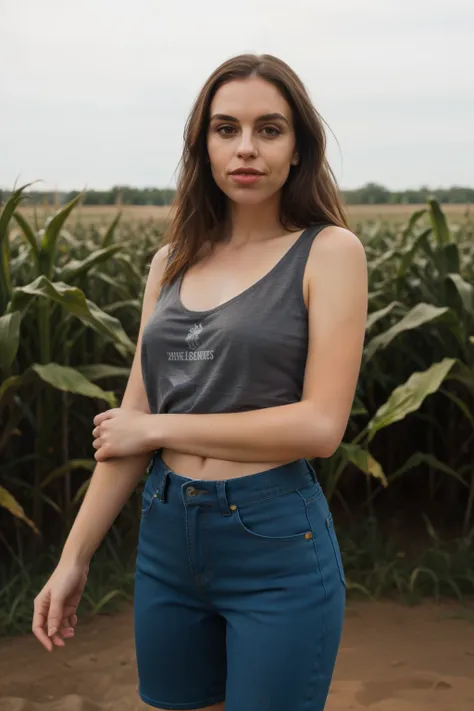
[222,194,292,248]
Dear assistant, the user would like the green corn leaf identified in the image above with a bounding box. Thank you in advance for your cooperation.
[31,363,116,407]
[397,228,432,278]
[427,198,451,246]
[90,589,126,615]
[445,273,473,313]
[439,389,474,427]
[390,452,466,487]
[56,244,123,282]
[440,243,460,274]
[0,183,35,311]
[9,275,135,354]
[400,207,427,248]
[103,298,141,315]
[368,358,456,440]
[73,477,92,504]
[0,311,21,370]
[446,361,474,395]
[366,301,402,331]
[39,192,84,278]
[0,183,34,245]
[351,395,368,416]
[365,303,449,360]
[13,209,41,267]
[339,442,387,485]
[92,272,131,299]
[114,253,143,283]
[366,451,467,506]
[41,458,96,488]
[0,374,27,407]
[75,364,131,381]
[0,485,39,533]
[101,210,122,248]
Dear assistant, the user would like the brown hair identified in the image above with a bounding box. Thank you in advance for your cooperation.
[161,53,349,287]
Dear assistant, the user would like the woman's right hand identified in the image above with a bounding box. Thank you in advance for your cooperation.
[32,559,89,652]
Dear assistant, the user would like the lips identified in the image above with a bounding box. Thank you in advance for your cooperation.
[230,169,264,175]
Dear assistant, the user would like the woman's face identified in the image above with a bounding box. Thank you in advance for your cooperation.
[206,76,299,205]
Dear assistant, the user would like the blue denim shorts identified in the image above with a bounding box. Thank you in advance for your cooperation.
[134,452,346,710]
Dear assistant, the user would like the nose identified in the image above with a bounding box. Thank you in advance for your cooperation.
[236,129,258,159]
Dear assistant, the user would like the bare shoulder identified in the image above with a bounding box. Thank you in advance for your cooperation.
[150,243,171,272]
[311,225,365,257]
[146,243,171,295]
[307,225,367,280]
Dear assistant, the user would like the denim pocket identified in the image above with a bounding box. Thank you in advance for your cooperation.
[326,513,346,587]
[233,490,313,542]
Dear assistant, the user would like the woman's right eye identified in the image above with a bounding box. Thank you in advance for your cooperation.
[216,125,236,136]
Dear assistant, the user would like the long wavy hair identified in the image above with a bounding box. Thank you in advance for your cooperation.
[161,53,348,287]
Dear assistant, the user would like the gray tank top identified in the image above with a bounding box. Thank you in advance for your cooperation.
[141,223,329,415]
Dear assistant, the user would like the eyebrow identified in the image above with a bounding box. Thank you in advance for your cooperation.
[209,112,290,125]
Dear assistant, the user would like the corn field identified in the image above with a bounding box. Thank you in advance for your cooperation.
[0,185,473,607]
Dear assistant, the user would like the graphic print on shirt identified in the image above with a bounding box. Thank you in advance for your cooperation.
[185,323,203,351]
[167,323,215,361]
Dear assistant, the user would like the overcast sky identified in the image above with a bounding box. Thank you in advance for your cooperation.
[1,0,473,192]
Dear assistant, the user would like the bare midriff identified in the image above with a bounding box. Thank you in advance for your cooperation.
[160,449,297,481]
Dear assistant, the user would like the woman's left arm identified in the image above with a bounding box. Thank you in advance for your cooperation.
[93,227,368,463]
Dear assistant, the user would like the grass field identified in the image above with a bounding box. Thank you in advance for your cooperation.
[17,202,474,229]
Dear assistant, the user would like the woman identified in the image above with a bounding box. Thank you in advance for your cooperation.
[33,53,368,711]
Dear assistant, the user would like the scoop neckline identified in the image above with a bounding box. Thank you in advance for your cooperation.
[176,226,312,317]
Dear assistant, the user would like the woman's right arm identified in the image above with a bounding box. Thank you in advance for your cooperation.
[32,244,169,651]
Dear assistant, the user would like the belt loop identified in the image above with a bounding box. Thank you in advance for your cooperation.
[158,470,169,503]
[145,449,157,476]
[216,481,231,516]
[305,458,318,483]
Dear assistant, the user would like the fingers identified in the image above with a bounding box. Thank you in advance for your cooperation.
[47,597,65,639]
[32,596,53,652]
[33,594,79,652]
[94,447,110,461]
[93,409,115,426]
[33,614,78,651]
[60,613,78,639]
[47,616,78,648]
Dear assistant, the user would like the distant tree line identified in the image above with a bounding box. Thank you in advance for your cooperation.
[1,183,474,207]
[342,183,474,205]
[0,186,175,207]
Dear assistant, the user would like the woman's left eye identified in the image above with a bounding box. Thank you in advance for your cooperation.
[262,126,280,137]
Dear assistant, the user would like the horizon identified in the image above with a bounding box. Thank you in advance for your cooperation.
[3,181,474,195]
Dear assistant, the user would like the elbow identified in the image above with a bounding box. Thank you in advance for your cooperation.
[302,408,343,459]
[305,437,340,460]
[316,438,341,459]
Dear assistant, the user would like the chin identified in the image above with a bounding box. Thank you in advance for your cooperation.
[220,183,280,206]
[229,190,270,206]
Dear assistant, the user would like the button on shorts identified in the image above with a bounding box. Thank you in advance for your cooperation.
[134,453,346,710]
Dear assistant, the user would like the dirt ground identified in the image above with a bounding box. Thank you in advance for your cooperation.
[0,600,473,710]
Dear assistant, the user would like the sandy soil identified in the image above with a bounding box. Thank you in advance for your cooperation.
[0,600,473,710]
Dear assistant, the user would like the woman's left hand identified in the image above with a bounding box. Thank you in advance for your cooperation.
[92,408,156,461]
